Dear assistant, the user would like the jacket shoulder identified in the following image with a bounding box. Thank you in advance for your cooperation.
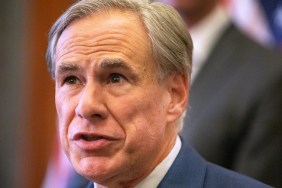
[204,162,272,188]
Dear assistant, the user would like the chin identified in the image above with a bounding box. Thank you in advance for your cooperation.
[73,156,114,183]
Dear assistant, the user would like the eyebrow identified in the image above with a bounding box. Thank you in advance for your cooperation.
[56,63,80,76]
[99,58,133,72]
[100,58,139,83]
[56,58,134,76]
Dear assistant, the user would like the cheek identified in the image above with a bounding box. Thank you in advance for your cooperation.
[134,89,169,137]
[55,91,77,121]
[109,89,168,144]
[55,92,77,146]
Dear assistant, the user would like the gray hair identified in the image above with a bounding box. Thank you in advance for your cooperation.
[46,0,193,131]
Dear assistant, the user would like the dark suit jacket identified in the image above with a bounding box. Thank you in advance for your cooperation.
[86,141,271,188]
[181,24,282,187]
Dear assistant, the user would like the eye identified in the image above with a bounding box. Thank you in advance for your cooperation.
[108,73,124,84]
[64,76,79,85]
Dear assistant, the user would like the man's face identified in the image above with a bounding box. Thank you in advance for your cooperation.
[54,10,183,186]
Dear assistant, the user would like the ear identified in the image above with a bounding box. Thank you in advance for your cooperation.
[166,73,189,124]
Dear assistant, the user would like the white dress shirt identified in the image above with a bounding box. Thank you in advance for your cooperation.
[94,136,182,188]
[190,4,230,83]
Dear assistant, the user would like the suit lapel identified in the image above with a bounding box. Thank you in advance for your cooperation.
[158,142,207,188]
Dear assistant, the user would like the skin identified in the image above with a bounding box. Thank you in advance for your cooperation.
[158,0,218,27]
[54,9,188,187]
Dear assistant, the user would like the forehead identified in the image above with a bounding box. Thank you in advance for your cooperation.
[55,9,153,71]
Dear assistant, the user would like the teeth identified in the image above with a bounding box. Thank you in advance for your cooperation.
[82,135,103,141]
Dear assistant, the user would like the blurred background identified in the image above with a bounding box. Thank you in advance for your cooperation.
[0,0,281,188]
[0,0,74,187]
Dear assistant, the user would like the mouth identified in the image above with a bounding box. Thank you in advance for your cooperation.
[72,132,118,151]
[73,133,111,141]
[80,134,105,141]
[69,131,122,151]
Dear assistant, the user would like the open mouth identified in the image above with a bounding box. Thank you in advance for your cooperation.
[72,132,117,150]
[81,135,104,141]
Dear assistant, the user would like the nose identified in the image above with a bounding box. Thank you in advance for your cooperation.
[75,82,107,120]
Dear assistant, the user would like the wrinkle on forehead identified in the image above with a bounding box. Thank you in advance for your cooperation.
[54,9,156,83]
[55,10,151,62]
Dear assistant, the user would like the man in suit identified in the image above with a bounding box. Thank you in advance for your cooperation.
[46,0,272,187]
[158,0,282,187]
